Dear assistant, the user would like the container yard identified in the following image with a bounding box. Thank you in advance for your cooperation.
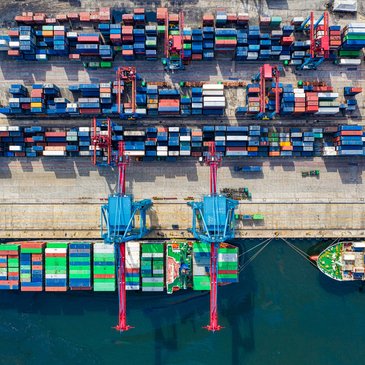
[0,0,365,362]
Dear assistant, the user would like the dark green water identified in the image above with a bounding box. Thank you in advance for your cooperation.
[1,239,365,365]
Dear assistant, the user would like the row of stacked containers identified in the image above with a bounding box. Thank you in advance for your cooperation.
[192,242,239,290]
[1,124,365,158]
[0,242,238,292]
[1,8,364,65]
[2,82,361,117]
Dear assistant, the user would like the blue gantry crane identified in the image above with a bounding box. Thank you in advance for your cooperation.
[100,141,152,332]
[188,142,238,332]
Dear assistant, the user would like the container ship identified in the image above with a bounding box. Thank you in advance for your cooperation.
[317,241,365,281]
[0,240,238,292]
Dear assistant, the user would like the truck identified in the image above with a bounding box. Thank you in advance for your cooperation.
[234,165,263,173]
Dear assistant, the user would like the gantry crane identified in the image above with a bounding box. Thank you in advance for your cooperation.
[100,141,152,332]
[162,10,185,71]
[116,66,137,116]
[188,142,238,332]
[253,64,280,120]
[91,117,112,165]
[299,11,330,70]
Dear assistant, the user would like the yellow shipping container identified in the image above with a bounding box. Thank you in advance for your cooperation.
[42,31,54,37]
[30,102,43,108]
[280,141,292,147]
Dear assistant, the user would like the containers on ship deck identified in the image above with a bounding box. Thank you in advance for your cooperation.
[20,242,44,291]
[45,242,68,291]
[69,242,92,290]
[93,243,116,291]
[192,242,211,290]
[0,244,19,290]
[126,242,141,290]
[141,242,164,292]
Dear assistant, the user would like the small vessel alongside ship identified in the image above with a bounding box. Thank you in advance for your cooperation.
[317,241,365,281]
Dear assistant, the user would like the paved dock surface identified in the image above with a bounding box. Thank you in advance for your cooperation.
[1,157,364,239]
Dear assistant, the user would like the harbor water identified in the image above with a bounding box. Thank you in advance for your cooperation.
[0,238,364,365]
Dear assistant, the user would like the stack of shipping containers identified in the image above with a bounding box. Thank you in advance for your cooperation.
[0,244,19,290]
[126,242,141,290]
[45,242,68,291]
[68,242,92,290]
[93,243,116,291]
[335,125,364,156]
[192,242,210,291]
[20,242,44,291]
[202,84,225,115]
[141,243,164,292]
[217,245,238,284]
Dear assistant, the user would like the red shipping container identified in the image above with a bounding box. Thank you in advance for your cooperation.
[94,274,115,279]
[0,132,9,137]
[45,132,66,137]
[8,50,20,56]
[45,287,67,292]
[340,130,363,136]
[21,287,43,292]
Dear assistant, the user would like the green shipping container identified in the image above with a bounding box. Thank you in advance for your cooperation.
[193,276,211,290]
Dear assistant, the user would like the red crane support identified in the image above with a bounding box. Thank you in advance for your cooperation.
[116,66,137,114]
[205,142,222,332]
[259,64,280,115]
[164,11,169,58]
[91,117,112,165]
[310,11,330,59]
[114,141,132,333]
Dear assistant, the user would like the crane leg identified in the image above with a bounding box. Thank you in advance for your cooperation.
[205,242,222,332]
[115,242,132,332]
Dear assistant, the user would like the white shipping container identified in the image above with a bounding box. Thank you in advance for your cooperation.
[125,151,145,156]
[318,92,339,99]
[203,101,226,107]
[192,266,207,276]
[215,136,226,141]
[315,107,340,115]
[19,35,31,41]
[202,90,225,96]
[9,41,20,48]
[54,25,65,31]
[9,98,20,103]
[226,135,248,141]
[168,151,179,156]
[179,150,191,156]
[180,136,191,141]
[247,53,258,60]
[279,55,291,61]
[126,285,140,290]
[45,274,67,279]
[124,131,145,137]
[157,146,168,151]
[203,96,225,103]
[338,58,361,65]
[45,248,67,253]
[157,151,168,156]
[42,151,67,156]
[79,151,91,156]
[0,126,8,131]
[202,83,224,91]
[168,127,179,132]
[9,145,22,151]
[79,127,90,132]
[142,277,164,283]
[218,253,238,262]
